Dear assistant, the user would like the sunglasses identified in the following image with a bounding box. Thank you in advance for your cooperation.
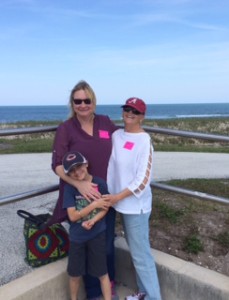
[73,98,92,105]
[123,106,142,115]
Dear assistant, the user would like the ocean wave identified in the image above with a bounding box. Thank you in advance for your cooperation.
[176,114,229,118]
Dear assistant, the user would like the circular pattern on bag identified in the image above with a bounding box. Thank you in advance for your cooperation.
[28,227,59,259]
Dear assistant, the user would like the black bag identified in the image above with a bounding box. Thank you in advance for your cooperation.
[17,209,69,267]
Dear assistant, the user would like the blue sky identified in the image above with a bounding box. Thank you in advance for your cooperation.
[0,0,229,106]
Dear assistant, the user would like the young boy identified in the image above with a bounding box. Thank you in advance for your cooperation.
[62,151,111,300]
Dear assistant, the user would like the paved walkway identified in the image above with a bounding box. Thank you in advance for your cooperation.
[1,152,229,193]
[0,152,229,286]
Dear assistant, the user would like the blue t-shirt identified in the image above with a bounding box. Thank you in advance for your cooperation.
[63,176,108,243]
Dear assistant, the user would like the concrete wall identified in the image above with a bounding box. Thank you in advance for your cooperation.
[0,237,229,300]
[115,237,229,300]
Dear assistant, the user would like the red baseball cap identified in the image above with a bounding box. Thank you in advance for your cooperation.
[121,97,146,114]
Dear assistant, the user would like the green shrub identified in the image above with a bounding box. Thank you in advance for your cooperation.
[156,202,184,224]
[183,235,204,254]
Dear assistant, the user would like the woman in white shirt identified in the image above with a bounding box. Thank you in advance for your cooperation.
[103,97,161,300]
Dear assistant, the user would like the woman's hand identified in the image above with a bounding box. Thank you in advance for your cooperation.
[73,181,101,201]
[102,194,120,206]
[93,198,110,210]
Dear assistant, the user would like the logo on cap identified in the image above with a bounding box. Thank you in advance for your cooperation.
[128,98,138,104]
[66,153,77,161]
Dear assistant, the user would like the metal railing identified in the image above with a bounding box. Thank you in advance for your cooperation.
[0,124,229,206]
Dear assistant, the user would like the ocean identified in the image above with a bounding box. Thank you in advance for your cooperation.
[0,103,229,123]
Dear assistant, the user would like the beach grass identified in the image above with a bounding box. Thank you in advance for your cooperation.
[0,117,228,154]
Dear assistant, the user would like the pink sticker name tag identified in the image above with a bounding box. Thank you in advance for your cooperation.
[99,130,110,139]
[124,141,134,150]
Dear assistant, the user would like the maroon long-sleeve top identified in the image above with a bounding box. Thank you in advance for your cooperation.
[49,114,117,225]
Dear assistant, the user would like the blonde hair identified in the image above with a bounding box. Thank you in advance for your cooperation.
[68,80,97,118]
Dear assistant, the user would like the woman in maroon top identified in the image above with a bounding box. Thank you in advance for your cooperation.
[50,80,118,300]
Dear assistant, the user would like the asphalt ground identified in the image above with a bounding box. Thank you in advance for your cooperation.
[0,152,229,286]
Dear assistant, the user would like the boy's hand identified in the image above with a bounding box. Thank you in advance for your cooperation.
[73,181,101,202]
[81,220,95,230]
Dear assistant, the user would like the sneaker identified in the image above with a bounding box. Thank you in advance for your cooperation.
[111,280,119,300]
[125,292,146,300]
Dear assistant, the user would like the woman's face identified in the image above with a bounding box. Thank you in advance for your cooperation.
[72,89,95,118]
[122,106,144,125]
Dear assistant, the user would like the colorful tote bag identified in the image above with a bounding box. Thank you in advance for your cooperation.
[17,210,69,267]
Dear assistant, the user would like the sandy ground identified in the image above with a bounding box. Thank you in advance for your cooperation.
[0,152,229,286]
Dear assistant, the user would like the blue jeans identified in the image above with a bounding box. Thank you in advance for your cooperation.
[83,207,116,298]
[121,212,161,300]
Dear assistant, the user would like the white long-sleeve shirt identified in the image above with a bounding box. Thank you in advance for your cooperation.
[107,129,153,214]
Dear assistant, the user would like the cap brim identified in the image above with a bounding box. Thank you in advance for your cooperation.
[121,104,143,113]
[66,162,87,174]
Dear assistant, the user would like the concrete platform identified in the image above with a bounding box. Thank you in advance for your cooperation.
[0,237,229,300]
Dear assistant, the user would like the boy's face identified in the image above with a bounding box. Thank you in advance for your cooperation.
[68,163,88,181]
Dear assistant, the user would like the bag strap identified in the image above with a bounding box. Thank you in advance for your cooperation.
[17,210,44,225]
